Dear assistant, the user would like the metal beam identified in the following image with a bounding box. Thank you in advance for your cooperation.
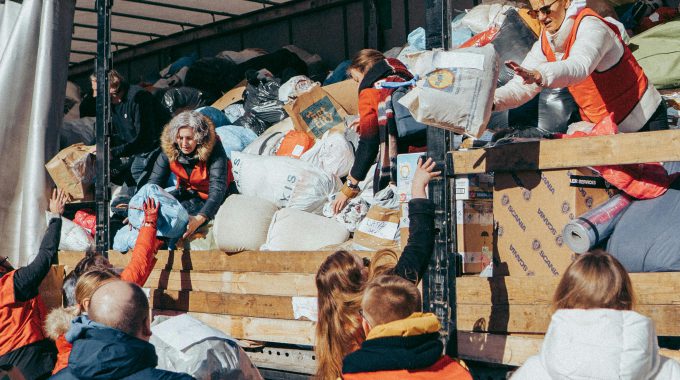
[72,36,133,47]
[74,22,163,38]
[71,49,97,55]
[69,0,359,77]
[125,0,237,18]
[95,0,112,255]
[75,6,199,28]
[242,0,278,6]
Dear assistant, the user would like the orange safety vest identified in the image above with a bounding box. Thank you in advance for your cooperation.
[343,356,473,380]
[541,8,649,125]
[0,271,48,357]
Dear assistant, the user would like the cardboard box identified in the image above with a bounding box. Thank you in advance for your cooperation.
[456,200,493,274]
[397,153,426,203]
[455,174,494,200]
[493,168,615,276]
[354,205,401,251]
[211,81,247,110]
[399,203,410,249]
[284,85,348,140]
[45,144,96,201]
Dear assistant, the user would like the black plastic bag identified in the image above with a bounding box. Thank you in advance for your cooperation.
[492,9,538,87]
[184,58,237,103]
[162,87,208,115]
[239,74,288,135]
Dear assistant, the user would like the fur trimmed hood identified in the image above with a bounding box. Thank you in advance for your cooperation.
[160,117,217,163]
[45,306,80,340]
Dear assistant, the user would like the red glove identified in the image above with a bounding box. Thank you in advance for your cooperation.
[142,198,159,227]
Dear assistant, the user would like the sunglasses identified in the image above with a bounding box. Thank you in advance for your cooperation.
[527,0,560,19]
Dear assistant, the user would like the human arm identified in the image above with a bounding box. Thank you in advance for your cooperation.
[146,150,171,187]
[392,158,440,284]
[120,198,159,286]
[13,189,66,302]
[493,41,546,112]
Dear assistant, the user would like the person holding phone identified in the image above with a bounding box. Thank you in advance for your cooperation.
[494,0,668,132]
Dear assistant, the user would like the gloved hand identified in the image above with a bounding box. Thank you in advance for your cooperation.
[142,197,159,228]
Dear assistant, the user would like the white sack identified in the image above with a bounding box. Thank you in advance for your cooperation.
[300,131,355,178]
[213,195,279,252]
[232,152,341,213]
[399,45,499,138]
[261,208,350,251]
[59,217,95,251]
[278,75,316,102]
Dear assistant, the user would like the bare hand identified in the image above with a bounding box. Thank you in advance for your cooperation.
[506,60,542,85]
[349,118,360,132]
[332,193,350,215]
[183,214,207,239]
[49,188,68,215]
[412,158,442,199]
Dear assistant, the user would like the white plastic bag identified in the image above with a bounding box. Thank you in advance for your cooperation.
[59,217,95,251]
[242,118,293,156]
[462,3,516,34]
[300,131,355,178]
[231,152,341,213]
[278,75,316,102]
[399,45,499,137]
[322,194,370,233]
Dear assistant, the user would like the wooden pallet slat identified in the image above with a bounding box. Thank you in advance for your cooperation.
[452,130,680,174]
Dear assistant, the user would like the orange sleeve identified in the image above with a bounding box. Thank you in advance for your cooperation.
[120,225,158,286]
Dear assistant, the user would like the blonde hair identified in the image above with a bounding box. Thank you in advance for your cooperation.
[362,275,422,327]
[552,250,635,312]
[314,249,398,379]
[75,268,119,311]
[348,49,385,75]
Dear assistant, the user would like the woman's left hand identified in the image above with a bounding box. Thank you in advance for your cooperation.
[183,214,207,239]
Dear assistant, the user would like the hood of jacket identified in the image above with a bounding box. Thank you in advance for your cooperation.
[537,309,661,379]
[160,117,217,163]
[342,313,443,374]
[359,58,413,92]
[45,306,80,340]
[65,320,159,379]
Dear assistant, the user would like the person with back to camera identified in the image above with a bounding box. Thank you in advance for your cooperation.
[494,0,668,132]
[51,280,193,379]
[315,157,440,379]
[512,250,680,379]
[342,275,472,379]
[0,189,67,380]
[331,49,426,214]
[147,110,232,239]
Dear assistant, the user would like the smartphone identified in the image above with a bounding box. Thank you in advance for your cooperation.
[505,61,522,72]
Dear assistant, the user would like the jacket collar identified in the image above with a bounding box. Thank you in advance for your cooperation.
[358,58,413,92]
[342,313,444,374]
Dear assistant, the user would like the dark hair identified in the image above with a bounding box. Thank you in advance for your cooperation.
[62,252,112,307]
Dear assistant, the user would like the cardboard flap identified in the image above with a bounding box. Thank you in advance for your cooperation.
[284,85,348,140]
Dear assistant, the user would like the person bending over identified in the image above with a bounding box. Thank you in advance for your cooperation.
[512,251,680,379]
[342,275,472,379]
[51,281,193,379]
[0,189,67,379]
[148,110,231,239]
[315,158,440,379]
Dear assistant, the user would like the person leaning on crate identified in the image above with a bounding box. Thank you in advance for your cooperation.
[147,110,233,239]
[332,49,426,214]
[0,189,67,379]
[494,0,668,132]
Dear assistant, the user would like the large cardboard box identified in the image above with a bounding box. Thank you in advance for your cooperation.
[456,200,493,274]
[455,174,494,200]
[494,168,615,276]
[45,144,96,201]
[322,79,359,115]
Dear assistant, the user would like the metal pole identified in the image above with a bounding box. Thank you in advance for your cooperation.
[423,0,458,357]
[95,0,112,255]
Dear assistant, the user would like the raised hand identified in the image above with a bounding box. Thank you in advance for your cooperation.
[49,188,68,215]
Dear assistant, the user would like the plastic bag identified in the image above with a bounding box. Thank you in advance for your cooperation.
[242,118,293,156]
[184,58,238,103]
[240,77,288,135]
[490,8,538,86]
[162,87,208,116]
[128,184,189,239]
[278,75,316,102]
[300,131,354,177]
[399,45,499,137]
[73,209,96,237]
[59,217,95,251]
[151,315,263,380]
[231,151,341,213]
[113,225,139,253]
[224,103,246,124]
[461,3,516,34]
[215,125,258,159]
[322,194,370,233]
[276,131,315,158]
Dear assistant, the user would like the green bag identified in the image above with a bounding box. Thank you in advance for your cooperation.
[631,19,680,90]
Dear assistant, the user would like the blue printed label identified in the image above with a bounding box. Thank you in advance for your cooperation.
[301,96,343,138]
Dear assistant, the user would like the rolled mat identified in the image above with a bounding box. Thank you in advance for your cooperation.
[563,194,633,253]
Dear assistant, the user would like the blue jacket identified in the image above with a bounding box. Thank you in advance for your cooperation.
[52,317,193,380]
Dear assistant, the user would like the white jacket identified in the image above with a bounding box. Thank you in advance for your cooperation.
[512,309,680,380]
[494,2,662,132]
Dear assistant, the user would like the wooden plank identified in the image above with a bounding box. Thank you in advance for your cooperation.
[457,274,680,306]
[248,346,317,375]
[458,304,680,336]
[153,310,315,346]
[60,250,376,274]
[150,290,316,320]
[39,265,65,311]
[452,130,680,174]
[145,271,317,296]
[459,332,680,366]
